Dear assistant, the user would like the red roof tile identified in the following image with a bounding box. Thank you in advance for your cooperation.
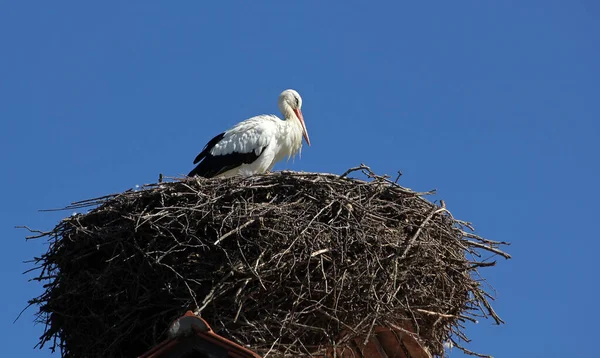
[138,311,261,358]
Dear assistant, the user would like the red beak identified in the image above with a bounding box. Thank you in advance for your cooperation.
[293,108,311,146]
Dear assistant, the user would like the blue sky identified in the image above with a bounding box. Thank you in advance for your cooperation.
[1,1,598,356]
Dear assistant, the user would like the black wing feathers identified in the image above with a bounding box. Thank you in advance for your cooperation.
[188,132,267,178]
[193,132,225,164]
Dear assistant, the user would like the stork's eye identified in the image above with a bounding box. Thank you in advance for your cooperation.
[295,97,300,107]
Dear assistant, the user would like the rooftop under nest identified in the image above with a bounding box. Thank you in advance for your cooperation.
[25,165,510,358]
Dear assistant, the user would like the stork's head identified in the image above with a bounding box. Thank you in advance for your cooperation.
[279,89,310,146]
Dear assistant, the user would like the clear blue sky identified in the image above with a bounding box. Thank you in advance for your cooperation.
[1,1,598,357]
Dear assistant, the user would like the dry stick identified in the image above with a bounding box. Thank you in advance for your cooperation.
[213,219,256,245]
[15,226,52,239]
[461,231,510,245]
[467,240,512,259]
[415,308,477,324]
[449,338,492,358]
[473,290,505,325]
[399,207,448,261]
[310,248,330,257]
[393,206,447,295]
[262,337,280,358]
[339,163,371,178]
[405,297,421,336]
[299,201,335,235]
[362,304,381,345]
[341,163,436,198]
[195,271,234,314]
[233,278,251,323]
[394,170,403,183]
[470,261,497,269]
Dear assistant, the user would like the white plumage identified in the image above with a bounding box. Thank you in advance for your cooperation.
[188,89,310,178]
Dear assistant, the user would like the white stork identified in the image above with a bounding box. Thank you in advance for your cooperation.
[188,89,310,178]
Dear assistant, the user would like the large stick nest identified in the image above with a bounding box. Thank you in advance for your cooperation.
[26,166,510,358]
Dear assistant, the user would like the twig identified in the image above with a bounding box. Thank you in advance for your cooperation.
[339,163,372,178]
[394,171,403,183]
[310,248,330,257]
[466,240,512,259]
[15,226,51,239]
[449,338,493,358]
[399,207,448,260]
[214,219,256,245]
